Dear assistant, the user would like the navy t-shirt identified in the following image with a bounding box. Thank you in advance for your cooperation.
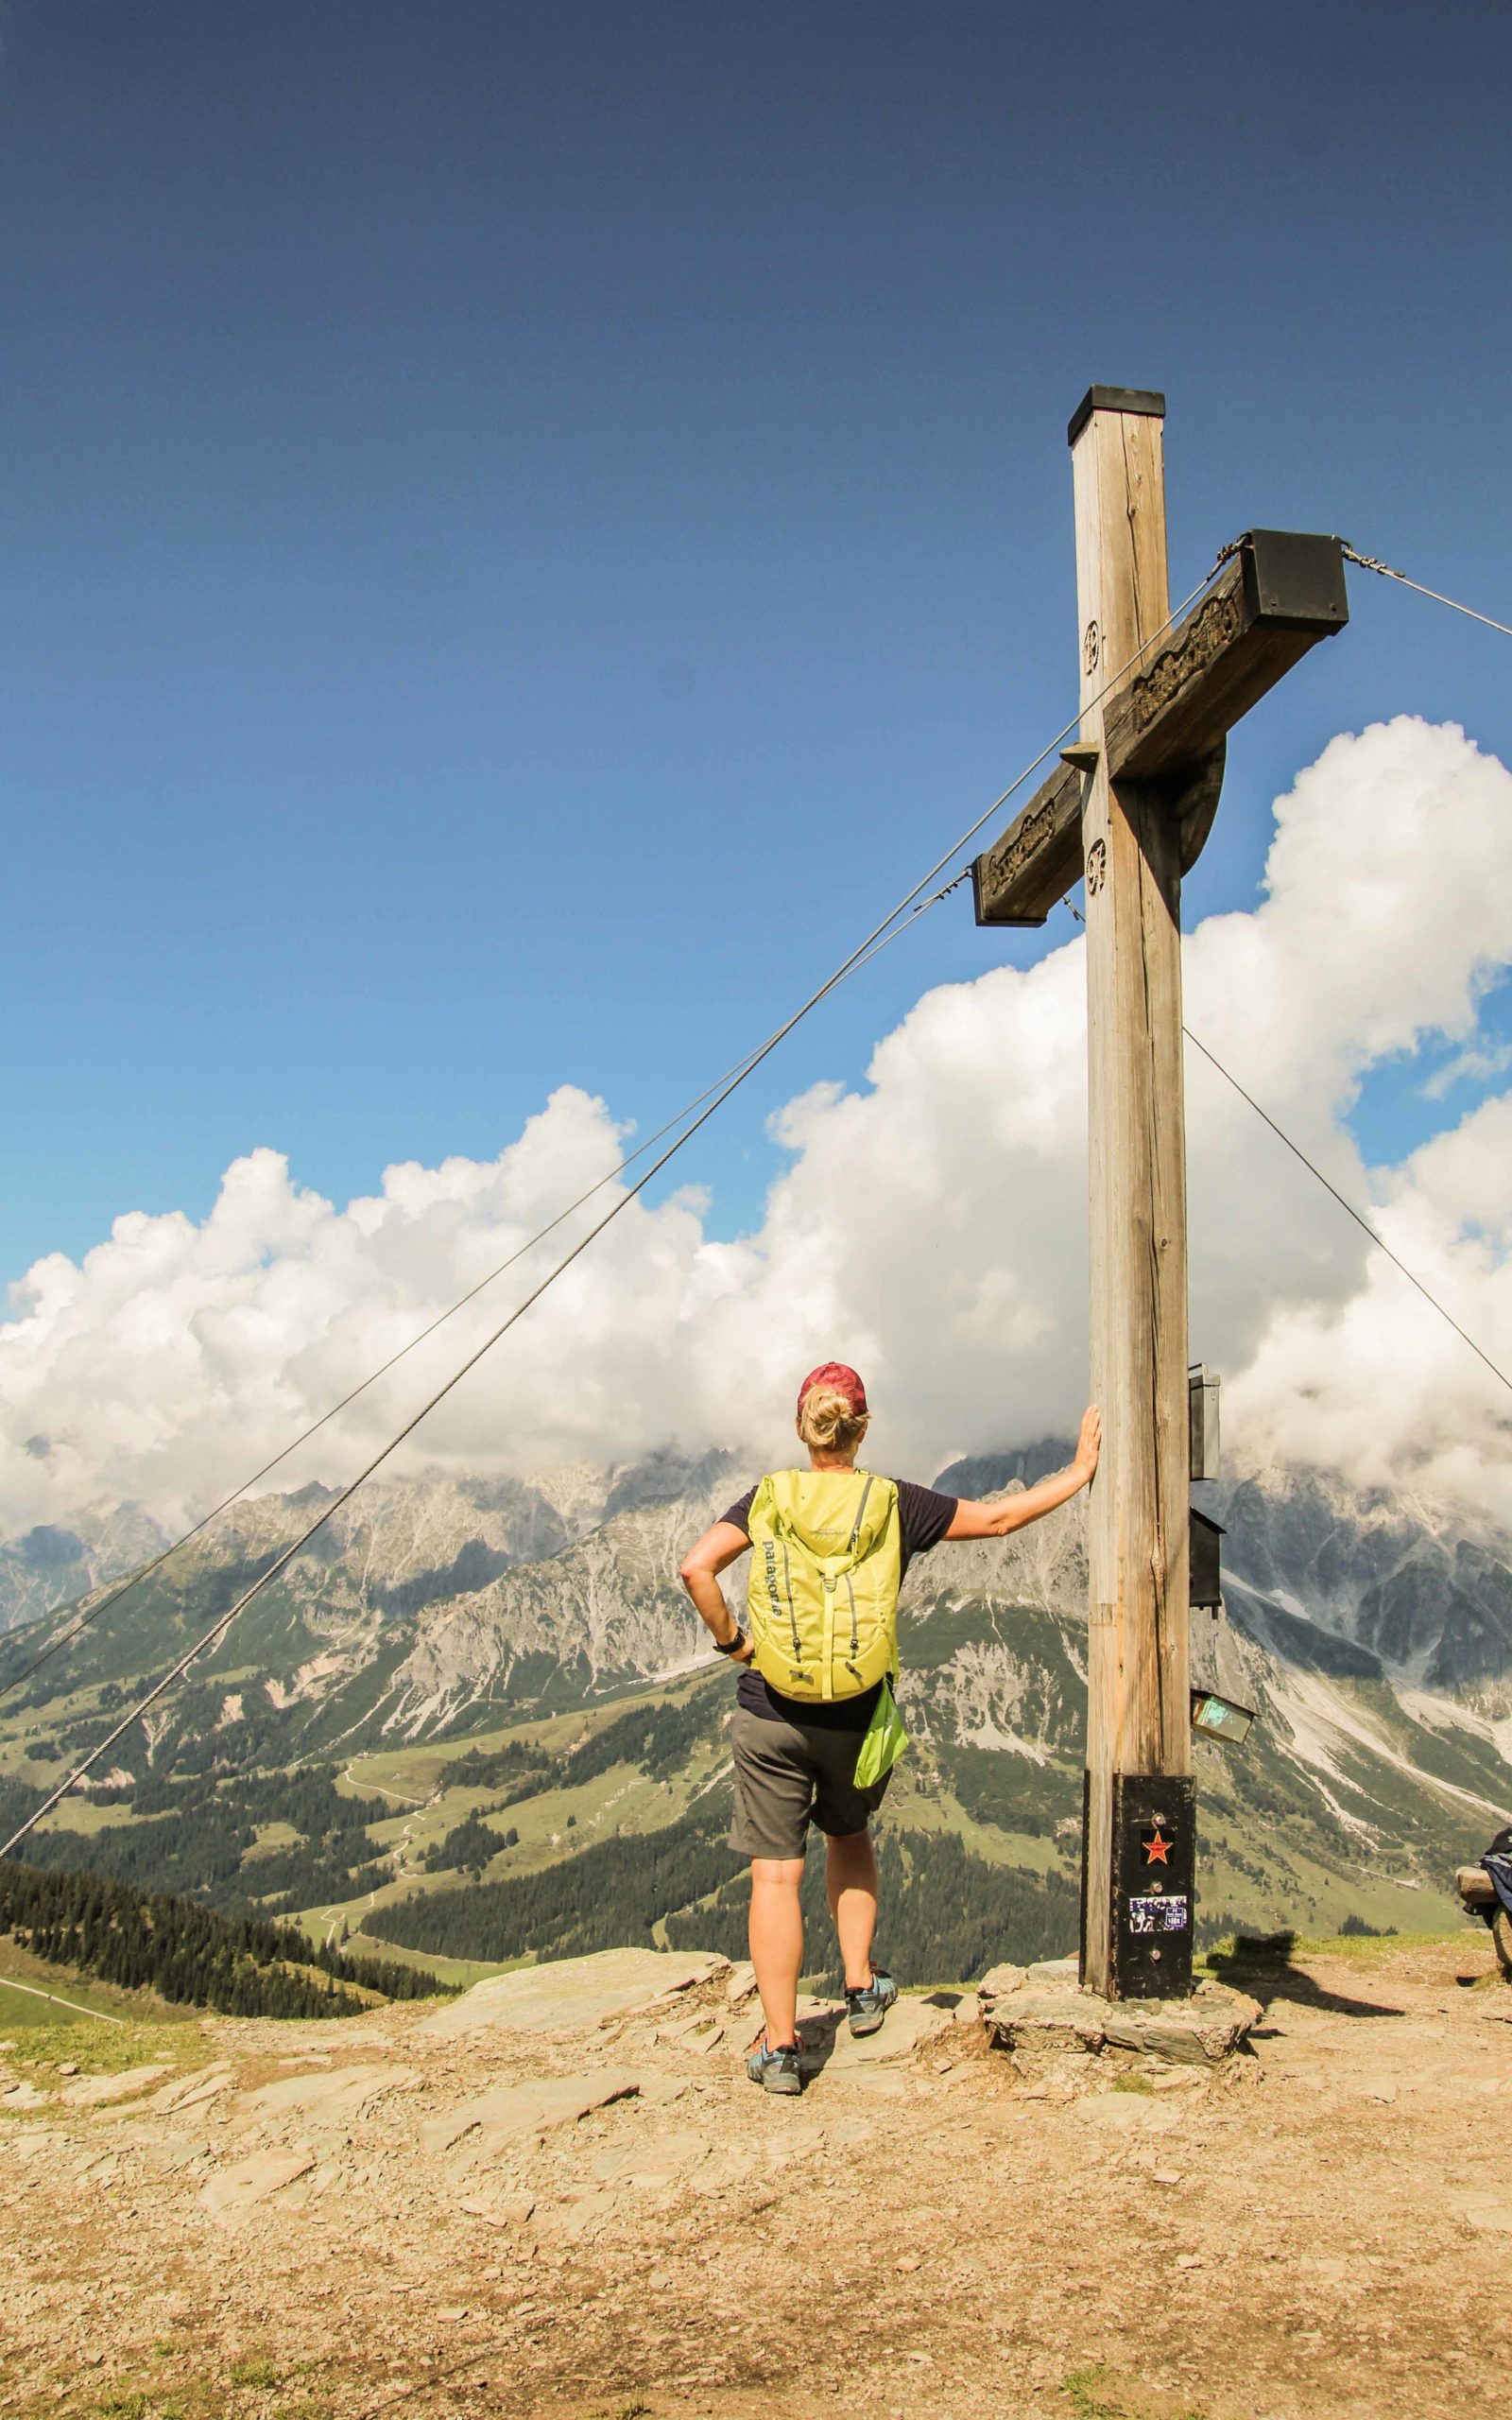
[716,1476,958,1729]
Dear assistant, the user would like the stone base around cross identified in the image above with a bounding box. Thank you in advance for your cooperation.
[976,1955,1262,2068]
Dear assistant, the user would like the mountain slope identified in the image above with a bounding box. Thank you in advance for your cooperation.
[2,1447,1510,1968]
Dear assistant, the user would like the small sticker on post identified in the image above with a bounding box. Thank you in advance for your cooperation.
[1128,1893,1190,1935]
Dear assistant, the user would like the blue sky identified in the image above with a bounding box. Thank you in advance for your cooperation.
[4,0,1510,1288]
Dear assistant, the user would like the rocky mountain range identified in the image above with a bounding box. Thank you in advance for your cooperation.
[3,1442,1510,1955]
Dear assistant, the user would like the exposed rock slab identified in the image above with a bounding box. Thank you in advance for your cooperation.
[798,1994,952,2076]
[589,2126,711,2190]
[233,2064,419,2127]
[418,1947,726,2038]
[421,2067,647,2161]
[60,2064,175,2107]
[148,2065,232,2115]
[978,1975,1261,2066]
[200,2146,315,2219]
[980,1985,1109,2054]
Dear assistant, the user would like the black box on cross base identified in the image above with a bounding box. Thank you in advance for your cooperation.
[1096,1772,1196,1998]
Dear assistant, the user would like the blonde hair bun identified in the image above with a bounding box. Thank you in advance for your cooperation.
[797,1383,870,1453]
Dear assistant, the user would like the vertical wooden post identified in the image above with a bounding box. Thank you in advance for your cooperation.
[1071,388,1192,1999]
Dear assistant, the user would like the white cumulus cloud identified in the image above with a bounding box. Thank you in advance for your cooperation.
[4,716,1512,1536]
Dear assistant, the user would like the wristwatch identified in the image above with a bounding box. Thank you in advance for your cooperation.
[713,1629,748,1657]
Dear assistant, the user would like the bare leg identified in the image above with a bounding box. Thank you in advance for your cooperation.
[747,1857,804,2046]
[826,1827,879,1991]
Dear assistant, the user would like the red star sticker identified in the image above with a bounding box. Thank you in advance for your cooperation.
[1143,1830,1173,1866]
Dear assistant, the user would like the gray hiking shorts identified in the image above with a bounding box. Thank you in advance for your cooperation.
[729,1703,892,1861]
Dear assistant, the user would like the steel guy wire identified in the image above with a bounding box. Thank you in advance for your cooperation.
[0,553,1233,1727]
[0,873,971,1713]
[1340,544,1512,643]
[1059,890,1512,1403]
[1181,1027,1512,1402]
[0,856,996,1858]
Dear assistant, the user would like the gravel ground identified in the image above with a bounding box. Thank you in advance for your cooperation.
[1,1934,1508,2420]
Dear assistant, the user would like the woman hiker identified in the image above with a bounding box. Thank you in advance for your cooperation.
[679,1362,1101,2093]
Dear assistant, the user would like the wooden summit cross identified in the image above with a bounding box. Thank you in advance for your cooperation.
[971,387,1349,2001]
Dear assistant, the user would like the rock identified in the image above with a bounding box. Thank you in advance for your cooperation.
[1100,1982,1262,2066]
[592,2128,709,2190]
[56,2062,79,2076]
[975,1962,1028,2006]
[200,2147,316,2220]
[1025,1956,1079,1986]
[2,2081,47,2109]
[234,2065,419,2127]
[456,2191,535,2228]
[418,1948,727,2039]
[724,1962,758,2007]
[982,1977,1260,2066]
[658,2014,726,2052]
[981,1987,1108,2057]
[138,2132,214,2177]
[1452,2193,1512,2234]
[556,2189,616,2238]
[800,1996,952,2076]
[149,2066,232,2115]
[421,2067,646,2160]
[60,2064,174,2107]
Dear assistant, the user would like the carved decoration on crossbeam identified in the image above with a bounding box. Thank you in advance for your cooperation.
[984,797,1057,886]
[1126,587,1242,735]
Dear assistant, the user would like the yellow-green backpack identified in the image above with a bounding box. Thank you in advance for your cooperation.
[745,1468,902,1703]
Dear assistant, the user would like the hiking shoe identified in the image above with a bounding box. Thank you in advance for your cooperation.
[845,1967,899,2037]
[747,2034,804,2095]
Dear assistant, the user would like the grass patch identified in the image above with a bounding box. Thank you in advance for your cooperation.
[1061,2365,1208,2420]
[0,1939,191,2031]
[1062,2374,1126,2420]
[1108,2070,1155,2094]
[1196,1926,1457,1979]
[5,2018,198,2081]
[52,2348,337,2420]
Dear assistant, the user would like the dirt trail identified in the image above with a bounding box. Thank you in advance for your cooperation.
[2,1935,1510,2420]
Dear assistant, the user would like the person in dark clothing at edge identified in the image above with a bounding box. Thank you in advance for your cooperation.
[679,1362,1100,2093]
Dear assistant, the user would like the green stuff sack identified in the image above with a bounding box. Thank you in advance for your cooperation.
[853,1675,908,1788]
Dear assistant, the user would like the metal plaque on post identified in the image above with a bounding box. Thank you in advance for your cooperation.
[1110,1773,1195,1998]
[1190,1508,1225,1610]
[1189,1364,1221,1479]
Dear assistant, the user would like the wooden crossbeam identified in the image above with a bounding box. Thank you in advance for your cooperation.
[971,758,1082,928]
[972,530,1348,926]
